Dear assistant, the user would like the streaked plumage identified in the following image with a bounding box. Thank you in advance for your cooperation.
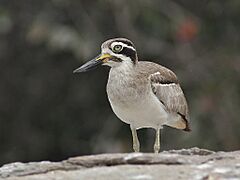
[74,38,190,153]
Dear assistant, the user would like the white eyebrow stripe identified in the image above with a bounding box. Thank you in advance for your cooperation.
[111,42,136,51]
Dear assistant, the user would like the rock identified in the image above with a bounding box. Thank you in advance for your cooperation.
[0,147,240,180]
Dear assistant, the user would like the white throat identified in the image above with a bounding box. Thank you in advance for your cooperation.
[111,58,134,71]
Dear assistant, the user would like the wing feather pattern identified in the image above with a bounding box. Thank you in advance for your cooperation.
[150,70,190,131]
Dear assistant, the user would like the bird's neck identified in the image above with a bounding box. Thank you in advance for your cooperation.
[111,60,136,75]
[108,61,136,86]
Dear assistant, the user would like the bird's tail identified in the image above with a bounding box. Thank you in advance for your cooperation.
[166,113,191,131]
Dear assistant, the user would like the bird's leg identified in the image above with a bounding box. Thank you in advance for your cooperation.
[130,127,140,152]
[154,128,161,153]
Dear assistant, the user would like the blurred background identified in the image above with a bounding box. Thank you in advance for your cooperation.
[0,0,240,166]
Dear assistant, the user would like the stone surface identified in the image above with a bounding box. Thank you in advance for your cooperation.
[0,147,240,180]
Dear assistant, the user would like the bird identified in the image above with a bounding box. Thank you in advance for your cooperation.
[73,38,190,153]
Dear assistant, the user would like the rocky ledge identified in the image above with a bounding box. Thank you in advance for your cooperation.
[0,147,240,180]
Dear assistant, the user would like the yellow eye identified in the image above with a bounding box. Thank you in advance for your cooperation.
[113,45,123,53]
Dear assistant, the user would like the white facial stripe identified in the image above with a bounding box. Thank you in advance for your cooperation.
[111,42,136,51]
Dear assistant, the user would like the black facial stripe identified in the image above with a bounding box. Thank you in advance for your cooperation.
[111,57,123,62]
[121,47,137,62]
[116,40,133,47]
[160,80,176,84]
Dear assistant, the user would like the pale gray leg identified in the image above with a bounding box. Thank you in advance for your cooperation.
[154,128,161,153]
[130,127,140,152]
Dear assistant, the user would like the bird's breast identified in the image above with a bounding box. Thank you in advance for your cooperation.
[106,70,149,108]
[106,68,168,128]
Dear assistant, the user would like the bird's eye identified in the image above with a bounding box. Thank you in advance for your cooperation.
[112,45,123,53]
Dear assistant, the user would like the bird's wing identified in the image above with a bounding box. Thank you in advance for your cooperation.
[149,69,190,131]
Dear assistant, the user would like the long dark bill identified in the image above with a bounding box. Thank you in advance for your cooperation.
[73,55,103,73]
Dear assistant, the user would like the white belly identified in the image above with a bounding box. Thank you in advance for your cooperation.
[108,91,169,129]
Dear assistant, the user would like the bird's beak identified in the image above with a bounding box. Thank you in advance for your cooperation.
[73,53,112,73]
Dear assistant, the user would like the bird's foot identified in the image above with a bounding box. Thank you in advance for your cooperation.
[133,141,140,152]
[154,142,160,153]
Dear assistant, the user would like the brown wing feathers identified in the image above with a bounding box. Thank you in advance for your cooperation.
[149,68,190,131]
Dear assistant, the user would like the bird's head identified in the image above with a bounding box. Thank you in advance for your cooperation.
[73,38,138,73]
